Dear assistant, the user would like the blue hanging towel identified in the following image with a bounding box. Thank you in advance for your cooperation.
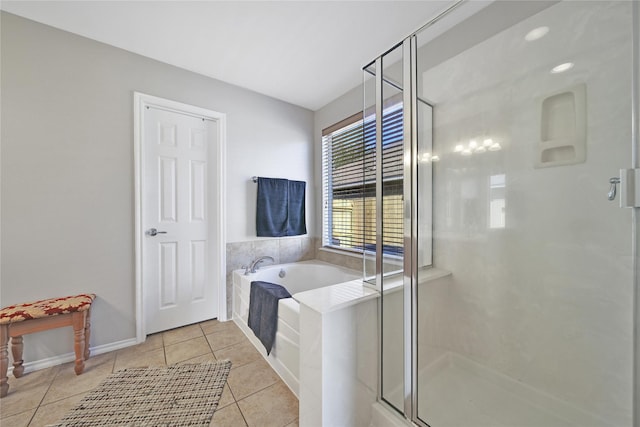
[287,180,307,236]
[256,177,289,237]
[256,177,306,237]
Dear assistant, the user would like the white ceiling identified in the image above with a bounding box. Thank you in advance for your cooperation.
[1,0,457,111]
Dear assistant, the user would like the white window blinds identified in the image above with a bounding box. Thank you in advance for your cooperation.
[322,102,404,256]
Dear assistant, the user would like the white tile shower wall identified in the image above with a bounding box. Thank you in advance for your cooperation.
[422,2,633,425]
[225,236,317,318]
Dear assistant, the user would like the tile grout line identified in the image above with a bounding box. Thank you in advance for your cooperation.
[25,365,61,426]
[202,323,217,356]
[235,401,251,427]
[202,322,251,426]
[205,332,248,356]
[109,350,117,373]
[234,380,285,404]
[222,384,250,427]
[232,381,297,427]
[162,332,168,366]
[201,320,252,425]
[227,360,281,402]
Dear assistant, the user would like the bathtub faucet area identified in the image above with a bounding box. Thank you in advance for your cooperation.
[246,255,275,274]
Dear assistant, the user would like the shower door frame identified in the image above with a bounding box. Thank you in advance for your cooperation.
[369,3,465,426]
[369,41,419,422]
[401,36,419,424]
[632,2,640,426]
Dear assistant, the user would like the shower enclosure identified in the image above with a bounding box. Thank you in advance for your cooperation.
[364,1,638,426]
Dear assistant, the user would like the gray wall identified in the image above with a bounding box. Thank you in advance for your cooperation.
[1,12,314,362]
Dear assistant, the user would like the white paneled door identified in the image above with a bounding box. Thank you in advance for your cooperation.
[142,105,219,334]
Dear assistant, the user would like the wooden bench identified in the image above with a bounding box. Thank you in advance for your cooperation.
[0,293,96,398]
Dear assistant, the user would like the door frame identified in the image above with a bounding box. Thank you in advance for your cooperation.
[133,92,227,343]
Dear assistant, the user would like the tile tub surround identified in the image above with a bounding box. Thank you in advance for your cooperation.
[316,247,402,274]
[225,236,317,318]
[315,247,363,271]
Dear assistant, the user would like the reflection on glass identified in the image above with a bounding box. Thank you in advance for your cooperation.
[489,174,505,229]
[454,137,501,155]
[417,100,434,268]
[363,69,376,283]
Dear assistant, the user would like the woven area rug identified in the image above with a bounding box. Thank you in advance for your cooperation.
[48,360,232,427]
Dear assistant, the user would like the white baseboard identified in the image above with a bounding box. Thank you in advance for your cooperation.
[7,338,138,376]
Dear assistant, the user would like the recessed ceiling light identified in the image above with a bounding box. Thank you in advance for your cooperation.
[551,62,574,74]
[525,26,549,42]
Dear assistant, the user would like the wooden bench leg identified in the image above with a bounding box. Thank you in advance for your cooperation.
[71,312,86,375]
[1,325,9,398]
[84,308,91,360]
[11,336,24,378]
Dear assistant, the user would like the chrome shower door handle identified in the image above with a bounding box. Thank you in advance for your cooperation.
[146,228,167,236]
[608,177,621,201]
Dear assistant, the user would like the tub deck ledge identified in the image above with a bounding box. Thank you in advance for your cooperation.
[294,280,378,314]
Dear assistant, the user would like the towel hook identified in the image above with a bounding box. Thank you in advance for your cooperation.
[608,177,621,201]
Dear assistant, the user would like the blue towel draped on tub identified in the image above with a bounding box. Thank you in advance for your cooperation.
[247,281,292,355]
[256,177,306,237]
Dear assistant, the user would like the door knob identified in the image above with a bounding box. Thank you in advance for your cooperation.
[146,228,167,236]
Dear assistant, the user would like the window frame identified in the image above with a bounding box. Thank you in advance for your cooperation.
[322,112,363,253]
[322,100,405,257]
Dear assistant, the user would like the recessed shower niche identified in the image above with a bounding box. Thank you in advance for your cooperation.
[536,83,587,168]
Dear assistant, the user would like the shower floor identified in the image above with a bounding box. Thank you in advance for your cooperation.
[414,353,608,427]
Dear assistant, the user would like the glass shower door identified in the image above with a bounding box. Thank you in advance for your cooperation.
[414,1,635,426]
[380,43,407,414]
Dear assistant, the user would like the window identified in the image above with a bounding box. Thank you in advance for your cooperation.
[322,102,404,256]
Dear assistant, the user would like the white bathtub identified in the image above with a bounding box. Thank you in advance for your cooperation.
[232,260,360,396]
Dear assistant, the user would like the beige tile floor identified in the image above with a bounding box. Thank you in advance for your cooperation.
[0,320,299,427]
